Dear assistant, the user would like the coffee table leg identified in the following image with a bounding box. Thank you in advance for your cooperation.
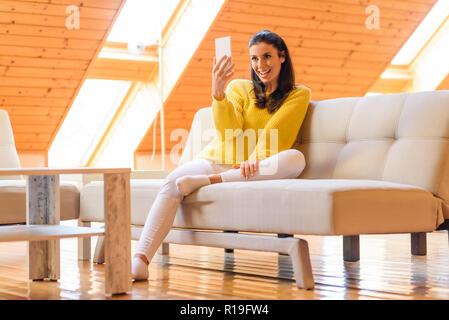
[27,175,60,281]
[104,172,131,295]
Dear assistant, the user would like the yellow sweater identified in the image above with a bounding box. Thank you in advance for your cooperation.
[198,79,311,165]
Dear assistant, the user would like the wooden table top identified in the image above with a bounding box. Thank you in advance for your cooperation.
[0,167,131,176]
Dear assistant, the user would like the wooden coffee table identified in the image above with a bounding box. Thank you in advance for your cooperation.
[0,167,132,296]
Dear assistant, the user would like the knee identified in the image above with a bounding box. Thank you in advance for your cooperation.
[159,174,183,199]
[281,149,306,177]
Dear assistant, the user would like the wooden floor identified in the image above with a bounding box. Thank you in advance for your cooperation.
[0,224,448,300]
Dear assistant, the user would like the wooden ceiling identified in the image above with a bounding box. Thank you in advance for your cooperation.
[136,0,439,157]
[0,0,125,152]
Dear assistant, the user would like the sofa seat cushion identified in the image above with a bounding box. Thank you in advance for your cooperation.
[80,179,164,224]
[80,178,444,236]
[178,179,444,235]
[0,180,80,224]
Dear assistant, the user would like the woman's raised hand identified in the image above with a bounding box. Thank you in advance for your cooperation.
[212,55,235,100]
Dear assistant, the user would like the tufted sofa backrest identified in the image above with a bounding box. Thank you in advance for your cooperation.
[180,91,449,204]
[293,91,449,201]
[0,110,22,180]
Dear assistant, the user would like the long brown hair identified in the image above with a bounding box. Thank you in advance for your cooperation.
[248,30,295,114]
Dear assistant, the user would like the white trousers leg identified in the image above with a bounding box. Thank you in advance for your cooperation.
[134,159,218,262]
[134,149,306,263]
[220,149,306,182]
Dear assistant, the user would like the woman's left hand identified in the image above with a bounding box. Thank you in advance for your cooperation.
[232,159,259,180]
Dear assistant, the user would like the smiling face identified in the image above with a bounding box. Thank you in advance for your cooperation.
[249,42,285,93]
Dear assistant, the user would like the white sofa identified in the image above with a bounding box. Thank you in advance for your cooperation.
[81,90,449,289]
[0,110,80,225]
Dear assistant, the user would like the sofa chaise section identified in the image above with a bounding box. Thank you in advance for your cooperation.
[0,109,80,226]
[0,180,80,225]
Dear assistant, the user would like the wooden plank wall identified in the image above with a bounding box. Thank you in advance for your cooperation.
[136,0,438,168]
[0,0,125,163]
[438,74,449,90]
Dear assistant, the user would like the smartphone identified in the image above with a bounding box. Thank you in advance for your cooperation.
[215,36,232,62]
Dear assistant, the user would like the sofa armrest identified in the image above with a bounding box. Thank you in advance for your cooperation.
[81,170,168,185]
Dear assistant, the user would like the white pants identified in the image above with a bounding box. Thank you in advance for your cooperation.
[134,149,306,262]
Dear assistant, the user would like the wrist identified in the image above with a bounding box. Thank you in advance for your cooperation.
[212,92,226,101]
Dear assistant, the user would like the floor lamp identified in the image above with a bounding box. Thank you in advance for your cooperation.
[127,17,165,170]
[158,22,166,170]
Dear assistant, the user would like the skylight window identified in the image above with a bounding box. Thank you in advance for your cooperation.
[94,83,162,168]
[48,79,131,167]
[391,0,449,65]
[107,0,180,45]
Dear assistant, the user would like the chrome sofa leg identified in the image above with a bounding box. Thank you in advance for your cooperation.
[164,229,315,290]
[224,230,238,253]
[411,232,427,256]
[289,238,315,290]
[343,235,360,262]
[278,234,293,255]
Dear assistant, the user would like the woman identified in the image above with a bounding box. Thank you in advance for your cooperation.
[132,30,311,280]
